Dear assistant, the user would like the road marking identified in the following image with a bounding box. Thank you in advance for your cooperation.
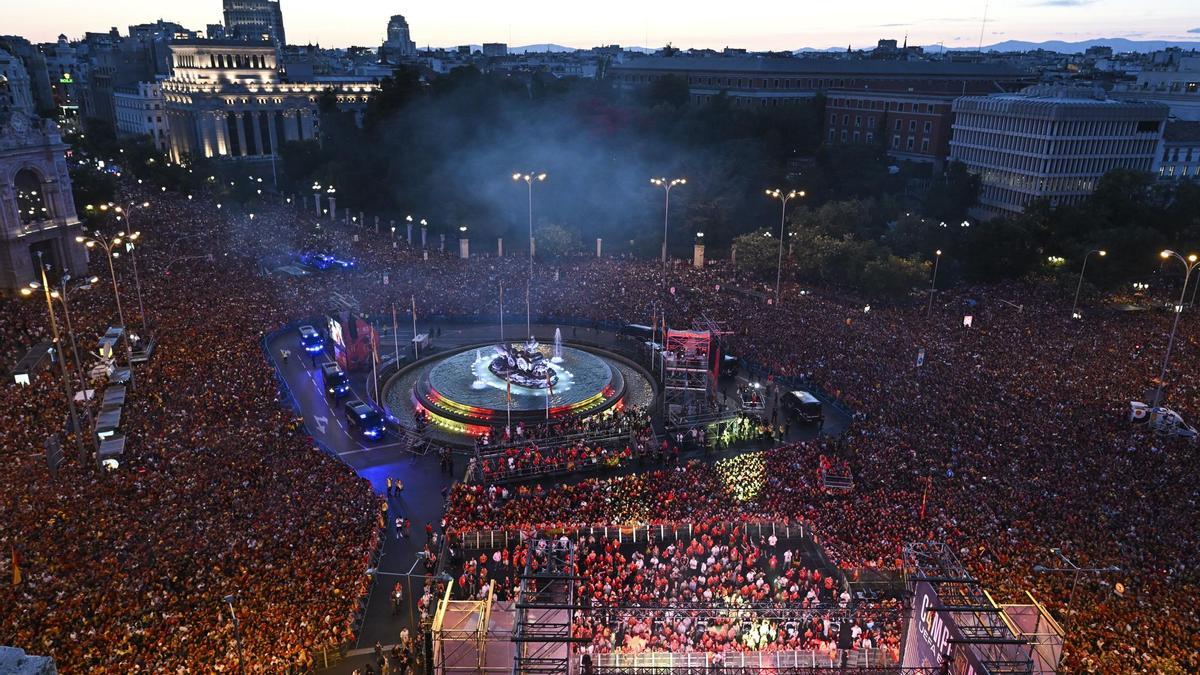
[314,415,329,433]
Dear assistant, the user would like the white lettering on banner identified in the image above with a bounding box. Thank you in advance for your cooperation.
[919,592,951,663]
[313,415,328,434]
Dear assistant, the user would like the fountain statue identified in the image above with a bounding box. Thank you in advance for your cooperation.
[552,327,564,363]
[489,336,559,388]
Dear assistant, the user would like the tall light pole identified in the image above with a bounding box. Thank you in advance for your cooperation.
[222,594,247,675]
[1070,249,1106,319]
[55,273,100,402]
[1152,250,1199,407]
[119,202,151,334]
[651,177,686,269]
[927,250,943,318]
[513,172,547,279]
[764,188,804,306]
[76,230,135,382]
[21,253,88,468]
[1033,548,1120,632]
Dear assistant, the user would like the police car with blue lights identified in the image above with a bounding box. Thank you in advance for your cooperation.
[321,362,351,398]
[298,252,335,270]
[298,325,324,354]
[345,398,386,439]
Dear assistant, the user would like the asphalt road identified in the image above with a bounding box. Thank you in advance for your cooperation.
[264,319,849,674]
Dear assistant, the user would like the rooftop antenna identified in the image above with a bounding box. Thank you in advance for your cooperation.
[978,0,989,52]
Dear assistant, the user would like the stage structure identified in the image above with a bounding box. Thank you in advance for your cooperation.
[902,542,1061,674]
[431,582,515,675]
[663,315,738,428]
[512,537,582,675]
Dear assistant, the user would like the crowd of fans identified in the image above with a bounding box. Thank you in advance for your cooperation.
[2,184,1198,674]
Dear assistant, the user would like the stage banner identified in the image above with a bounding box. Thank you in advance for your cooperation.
[902,581,989,674]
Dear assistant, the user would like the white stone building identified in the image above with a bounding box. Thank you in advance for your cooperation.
[114,81,169,152]
[161,40,375,163]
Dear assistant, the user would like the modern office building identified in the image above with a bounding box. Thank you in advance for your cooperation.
[114,81,169,152]
[161,40,376,163]
[222,0,286,46]
[949,86,1168,217]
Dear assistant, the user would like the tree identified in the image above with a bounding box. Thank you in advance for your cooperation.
[732,229,779,276]
[853,255,929,298]
[534,223,581,259]
[923,161,980,223]
[643,74,690,109]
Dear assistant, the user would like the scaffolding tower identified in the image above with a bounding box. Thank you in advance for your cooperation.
[662,325,714,425]
[512,537,583,675]
[431,582,514,675]
[903,542,1037,674]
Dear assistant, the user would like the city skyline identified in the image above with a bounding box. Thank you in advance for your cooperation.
[6,0,1200,50]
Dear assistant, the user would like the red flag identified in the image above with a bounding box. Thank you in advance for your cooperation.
[11,547,20,586]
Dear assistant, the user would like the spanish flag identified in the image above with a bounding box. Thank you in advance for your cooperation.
[11,547,20,586]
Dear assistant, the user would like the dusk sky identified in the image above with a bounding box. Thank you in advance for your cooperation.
[6,0,1200,49]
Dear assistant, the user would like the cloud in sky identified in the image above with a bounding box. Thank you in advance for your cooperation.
[1188,27,1200,33]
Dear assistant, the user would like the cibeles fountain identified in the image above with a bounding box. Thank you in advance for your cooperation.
[384,328,656,440]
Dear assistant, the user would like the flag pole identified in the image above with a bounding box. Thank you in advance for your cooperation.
[500,282,505,343]
[411,295,419,360]
[525,280,531,340]
[392,302,400,365]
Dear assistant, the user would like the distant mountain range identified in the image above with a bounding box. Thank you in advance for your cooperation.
[796,38,1200,55]
[508,44,575,54]
[462,37,1199,57]
[969,38,1200,53]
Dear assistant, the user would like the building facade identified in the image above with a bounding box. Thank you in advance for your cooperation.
[610,57,1034,108]
[161,40,375,163]
[0,48,35,116]
[824,90,955,166]
[1112,54,1200,122]
[0,104,88,294]
[950,87,1168,217]
[222,0,286,46]
[1156,121,1200,181]
[114,81,168,152]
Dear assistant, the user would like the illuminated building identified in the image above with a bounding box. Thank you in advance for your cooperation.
[161,40,376,163]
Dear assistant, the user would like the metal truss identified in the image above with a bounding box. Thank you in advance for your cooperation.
[512,537,582,675]
[903,542,1035,675]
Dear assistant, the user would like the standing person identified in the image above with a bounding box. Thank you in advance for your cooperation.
[386,477,393,497]
[375,641,386,673]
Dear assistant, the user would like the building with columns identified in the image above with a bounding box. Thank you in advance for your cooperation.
[0,100,88,294]
[161,39,376,164]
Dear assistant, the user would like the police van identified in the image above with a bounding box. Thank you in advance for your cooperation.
[321,362,350,398]
[782,391,823,424]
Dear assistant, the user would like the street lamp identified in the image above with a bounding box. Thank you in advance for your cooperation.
[765,188,805,306]
[21,253,89,468]
[76,231,135,382]
[513,172,547,278]
[651,177,686,269]
[1152,250,1199,407]
[222,594,247,675]
[1033,548,1121,632]
[927,250,943,318]
[1070,249,1106,319]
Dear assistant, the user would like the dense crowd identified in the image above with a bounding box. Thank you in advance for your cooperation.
[1,191,381,673]
[2,186,1198,673]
